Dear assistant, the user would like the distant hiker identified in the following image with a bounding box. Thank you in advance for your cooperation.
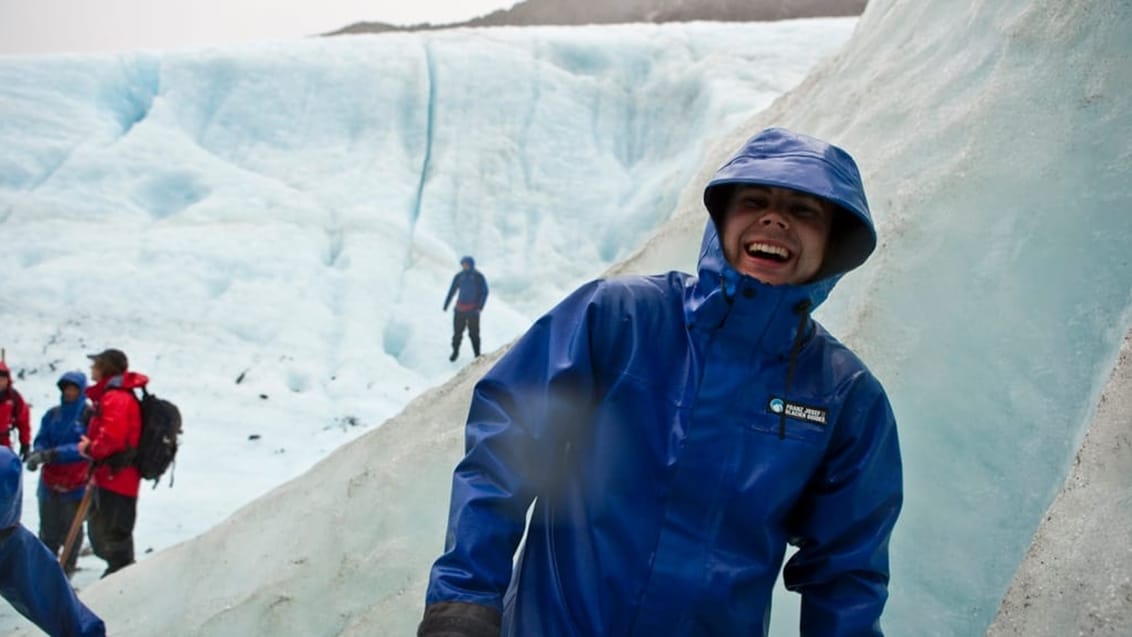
[25,370,92,576]
[0,446,106,636]
[0,360,31,461]
[78,348,148,578]
[442,256,489,361]
[419,128,903,636]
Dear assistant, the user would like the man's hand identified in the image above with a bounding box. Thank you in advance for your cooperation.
[417,602,501,637]
[78,435,91,458]
[25,449,55,471]
[18,443,29,462]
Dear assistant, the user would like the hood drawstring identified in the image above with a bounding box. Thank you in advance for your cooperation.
[779,299,813,440]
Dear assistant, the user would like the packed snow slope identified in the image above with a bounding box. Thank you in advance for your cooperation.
[986,329,1132,636]
[5,2,1132,636]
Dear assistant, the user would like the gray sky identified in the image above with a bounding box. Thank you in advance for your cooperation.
[0,0,519,55]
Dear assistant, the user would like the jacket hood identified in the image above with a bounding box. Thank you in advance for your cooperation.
[86,371,149,400]
[0,446,21,528]
[460,256,476,269]
[703,127,876,281]
[57,370,88,396]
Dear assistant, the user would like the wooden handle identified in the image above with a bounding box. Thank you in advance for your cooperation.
[59,478,95,571]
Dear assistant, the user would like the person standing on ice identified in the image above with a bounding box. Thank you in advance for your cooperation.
[419,128,903,636]
[0,361,32,461]
[443,256,489,362]
[78,348,148,578]
[0,445,106,636]
[25,369,93,576]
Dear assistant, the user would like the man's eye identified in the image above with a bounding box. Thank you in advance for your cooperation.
[792,205,820,218]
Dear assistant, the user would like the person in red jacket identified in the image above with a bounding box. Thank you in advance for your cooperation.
[78,348,148,578]
[0,361,31,460]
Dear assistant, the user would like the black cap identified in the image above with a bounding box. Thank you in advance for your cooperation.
[87,348,129,375]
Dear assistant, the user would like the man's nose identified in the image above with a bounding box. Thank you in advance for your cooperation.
[759,209,789,229]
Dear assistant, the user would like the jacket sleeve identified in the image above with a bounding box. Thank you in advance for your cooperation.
[783,374,903,637]
[0,525,107,636]
[15,396,30,447]
[444,275,460,310]
[53,412,89,462]
[477,273,489,310]
[86,392,136,461]
[425,280,604,611]
[33,409,53,452]
[50,443,85,464]
[0,448,20,529]
[35,408,83,461]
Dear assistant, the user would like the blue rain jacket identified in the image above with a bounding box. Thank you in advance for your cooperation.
[0,447,19,530]
[427,128,903,636]
[34,370,91,501]
[444,256,489,312]
[0,446,106,636]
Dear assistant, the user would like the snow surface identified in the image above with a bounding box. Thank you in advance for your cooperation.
[2,1,1131,635]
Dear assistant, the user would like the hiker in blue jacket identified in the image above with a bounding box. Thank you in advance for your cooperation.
[0,445,106,636]
[419,128,903,637]
[443,256,489,361]
[25,370,92,576]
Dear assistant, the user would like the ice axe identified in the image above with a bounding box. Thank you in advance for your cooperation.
[59,474,96,573]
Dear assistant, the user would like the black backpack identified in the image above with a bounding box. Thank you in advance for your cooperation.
[107,387,182,488]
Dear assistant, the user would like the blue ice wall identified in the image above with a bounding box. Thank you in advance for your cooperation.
[0,21,855,319]
[729,2,1132,635]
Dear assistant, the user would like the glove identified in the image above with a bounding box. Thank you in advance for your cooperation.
[417,602,501,637]
[25,449,55,471]
[19,444,29,462]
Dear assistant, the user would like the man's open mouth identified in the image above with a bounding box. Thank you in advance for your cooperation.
[745,241,791,263]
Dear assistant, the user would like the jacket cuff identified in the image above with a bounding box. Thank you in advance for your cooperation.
[418,601,501,637]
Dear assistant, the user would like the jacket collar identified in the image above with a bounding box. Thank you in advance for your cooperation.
[686,223,837,358]
[86,372,148,400]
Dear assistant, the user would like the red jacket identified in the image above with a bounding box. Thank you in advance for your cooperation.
[85,372,148,497]
[0,363,30,450]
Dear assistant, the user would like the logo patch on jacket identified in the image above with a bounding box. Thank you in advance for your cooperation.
[767,397,828,426]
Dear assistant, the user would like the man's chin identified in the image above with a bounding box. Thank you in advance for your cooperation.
[741,266,791,286]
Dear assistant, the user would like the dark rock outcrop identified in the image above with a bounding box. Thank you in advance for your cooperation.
[323,0,865,36]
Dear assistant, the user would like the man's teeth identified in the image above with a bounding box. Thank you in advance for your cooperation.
[745,242,789,259]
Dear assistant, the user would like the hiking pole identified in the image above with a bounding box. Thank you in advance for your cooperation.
[59,475,96,572]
